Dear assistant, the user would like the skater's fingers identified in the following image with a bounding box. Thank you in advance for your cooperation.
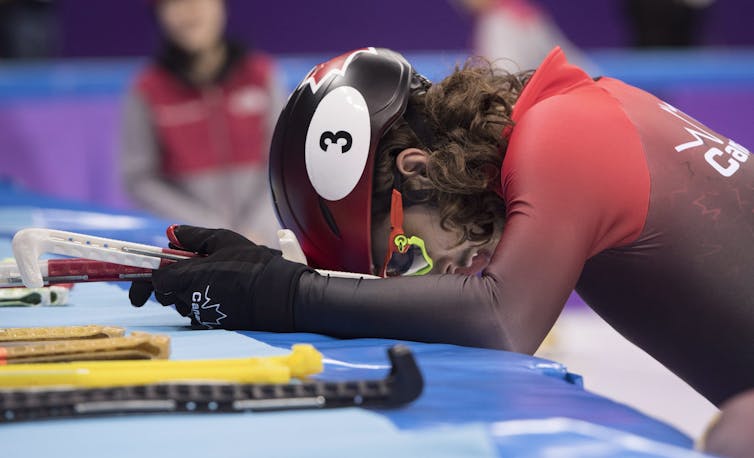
[151,260,192,295]
[128,280,154,307]
[175,301,192,317]
[167,225,255,255]
[153,290,179,308]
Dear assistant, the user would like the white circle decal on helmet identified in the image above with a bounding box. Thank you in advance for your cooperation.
[305,86,370,201]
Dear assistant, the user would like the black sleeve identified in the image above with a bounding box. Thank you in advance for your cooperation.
[291,173,596,354]
[294,272,513,349]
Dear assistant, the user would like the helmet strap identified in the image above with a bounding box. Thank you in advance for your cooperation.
[380,188,407,277]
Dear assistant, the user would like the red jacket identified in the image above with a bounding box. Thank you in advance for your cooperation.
[135,52,274,176]
[121,48,282,243]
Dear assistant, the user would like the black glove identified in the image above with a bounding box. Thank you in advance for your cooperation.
[129,226,311,331]
[128,225,252,308]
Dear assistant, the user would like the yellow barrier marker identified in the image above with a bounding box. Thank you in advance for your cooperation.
[0,344,322,389]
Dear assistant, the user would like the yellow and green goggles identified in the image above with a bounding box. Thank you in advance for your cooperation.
[380,189,434,277]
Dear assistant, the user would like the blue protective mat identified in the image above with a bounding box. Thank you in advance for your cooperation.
[1,411,498,458]
[0,183,709,457]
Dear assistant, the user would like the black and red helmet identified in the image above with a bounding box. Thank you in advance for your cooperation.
[269,47,430,274]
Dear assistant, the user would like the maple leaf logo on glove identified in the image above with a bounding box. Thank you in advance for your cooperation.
[190,285,227,327]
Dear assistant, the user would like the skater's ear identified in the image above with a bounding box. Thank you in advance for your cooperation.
[395,148,429,181]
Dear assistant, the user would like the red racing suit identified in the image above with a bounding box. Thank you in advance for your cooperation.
[291,48,754,406]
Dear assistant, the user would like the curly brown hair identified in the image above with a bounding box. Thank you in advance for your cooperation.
[372,59,532,245]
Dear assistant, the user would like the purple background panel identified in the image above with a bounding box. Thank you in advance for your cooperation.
[0,96,130,208]
[56,0,754,57]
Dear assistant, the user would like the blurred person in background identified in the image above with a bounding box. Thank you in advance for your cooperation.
[0,0,58,58]
[121,0,283,246]
[625,0,715,48]
[456,0,595,74]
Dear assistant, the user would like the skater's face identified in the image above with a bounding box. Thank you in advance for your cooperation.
[373,204,502,276]
[371,149,503,276]
[157,0,226,54]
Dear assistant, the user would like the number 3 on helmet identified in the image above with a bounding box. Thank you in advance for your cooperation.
[270,47,432,276]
